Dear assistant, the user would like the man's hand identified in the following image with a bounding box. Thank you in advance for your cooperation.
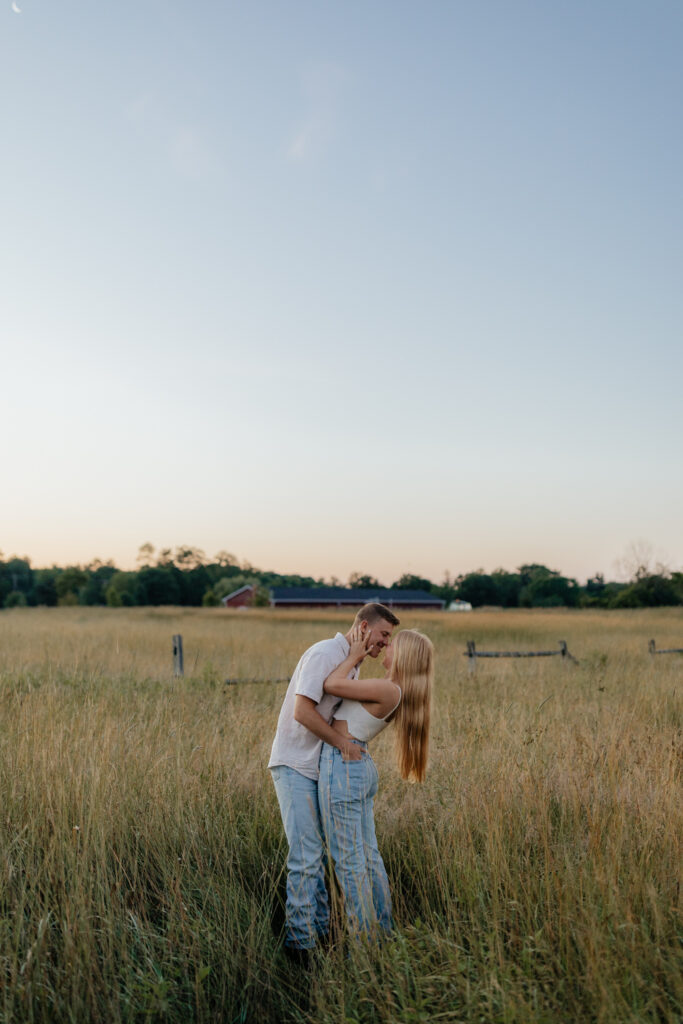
[294,695,362,761]
[292,697,362,761]
[338,737,362,762]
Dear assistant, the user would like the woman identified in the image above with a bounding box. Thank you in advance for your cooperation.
[318,626,434,939]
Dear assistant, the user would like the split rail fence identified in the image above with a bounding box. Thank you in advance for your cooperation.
[169,635,682,679]
[464,639,578,672]
[649,639,683,657]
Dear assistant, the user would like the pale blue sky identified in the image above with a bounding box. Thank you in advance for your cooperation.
[2,1,682,584]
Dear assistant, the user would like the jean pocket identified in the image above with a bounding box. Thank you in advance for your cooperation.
[329,758,369,802]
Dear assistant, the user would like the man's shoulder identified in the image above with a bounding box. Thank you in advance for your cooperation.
[296,634,347,672]
[307,634,345,656]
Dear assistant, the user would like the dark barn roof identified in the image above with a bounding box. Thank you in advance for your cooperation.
[269,586,444,609]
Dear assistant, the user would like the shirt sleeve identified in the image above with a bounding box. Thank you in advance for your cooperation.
[295,644,345,704]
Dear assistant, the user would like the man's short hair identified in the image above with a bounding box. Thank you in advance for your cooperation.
[353,602,400,627]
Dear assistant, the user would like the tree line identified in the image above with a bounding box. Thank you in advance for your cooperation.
[1,545,682,611]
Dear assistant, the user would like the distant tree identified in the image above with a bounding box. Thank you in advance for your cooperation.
[614,540,656,582]
[214,551,238,568]
[580,573,608,608]
[455,571,499,608]
[105,572,139,607]
[252,585,271,607]
[174,546,207,570]
[79,563,118,606]
[33,568,59,607]
[348,572,381,589]
[611,573,680,608]
[391,574,434,592]
[490,569,523,607]
[183,565,212,606]
[518,564,552,586]
[517,565,580,608]
[137,566,182,605]
[136,542,155,567]
[0,557,33,606]
[55,567,88,606]
[269,573,319,588]
[4,591,27,609]
[432,571,458,605]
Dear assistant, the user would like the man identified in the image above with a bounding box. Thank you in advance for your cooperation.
[268,602,400,958]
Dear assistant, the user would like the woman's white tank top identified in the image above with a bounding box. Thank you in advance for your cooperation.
[335,687,401,742]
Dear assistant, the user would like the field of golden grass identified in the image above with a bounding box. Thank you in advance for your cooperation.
[0,606,680,1022]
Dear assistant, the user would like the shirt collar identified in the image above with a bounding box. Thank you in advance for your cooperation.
[334,632,350,654]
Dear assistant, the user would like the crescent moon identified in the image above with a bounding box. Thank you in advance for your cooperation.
[12,2,22,12]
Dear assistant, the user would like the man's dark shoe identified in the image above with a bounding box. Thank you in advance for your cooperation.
[283,944,312,968]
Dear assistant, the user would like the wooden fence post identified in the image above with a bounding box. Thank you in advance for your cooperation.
[173,635,184,677]
[466,640,477,673]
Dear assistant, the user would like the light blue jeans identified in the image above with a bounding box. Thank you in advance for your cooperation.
[318,742,392,937]
[270,765,329,950]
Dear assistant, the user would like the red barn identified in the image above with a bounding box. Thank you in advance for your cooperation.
[220,584,255,608]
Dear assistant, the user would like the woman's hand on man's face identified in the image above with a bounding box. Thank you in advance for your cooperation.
[348,623,373,663]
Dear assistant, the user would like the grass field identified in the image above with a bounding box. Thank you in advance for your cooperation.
[0,606,680,1023]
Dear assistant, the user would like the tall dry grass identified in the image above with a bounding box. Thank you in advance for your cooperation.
[0,606,680,1022]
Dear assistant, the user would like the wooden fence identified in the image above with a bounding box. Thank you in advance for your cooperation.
[648,639,683,657]
[169,635,683,680]
[464,639,578,671]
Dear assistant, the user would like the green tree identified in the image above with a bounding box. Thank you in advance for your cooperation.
[214,551,238,568]
[136,542,155,567]
[55,567,88,606]
[105,572,139,607]
[491,569,523,607]
[252,585,271,607]
[33,568,59,606]
[137,566,182,605]
[348,572,381,589]
[183,565,212,606]
[391,574,434,592]
[611,574,680,608]
[518,565,579,608]
[455,571,499,607]
[79,563,118,606]
[0,557,33,606]
[174,546,207,570]
[580,573,609,608]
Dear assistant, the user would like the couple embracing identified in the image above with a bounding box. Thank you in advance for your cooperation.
[268,602,434,959]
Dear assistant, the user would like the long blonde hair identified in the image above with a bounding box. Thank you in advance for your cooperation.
[390,629,433,783]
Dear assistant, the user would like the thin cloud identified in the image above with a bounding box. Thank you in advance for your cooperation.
[170,127,215,180]
[126,91,217,181]
[286,61,351,163]
[287,117,329,162]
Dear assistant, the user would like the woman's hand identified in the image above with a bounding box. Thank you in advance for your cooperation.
[348,623,372,664]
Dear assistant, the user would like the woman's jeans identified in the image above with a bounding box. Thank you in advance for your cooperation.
[318,743,392,937]
[270,765,329,950]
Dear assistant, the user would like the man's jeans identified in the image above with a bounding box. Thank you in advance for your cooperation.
[270,765,329,950]
[318,743,392,936]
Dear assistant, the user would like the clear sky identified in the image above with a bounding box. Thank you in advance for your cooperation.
[2,1,682,585]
